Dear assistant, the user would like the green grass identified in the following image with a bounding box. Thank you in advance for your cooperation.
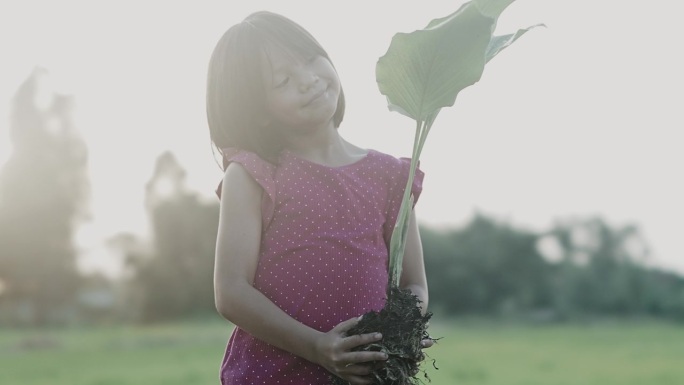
[1,318,683,385]
[426,320,684,385]
[0,319,231,385]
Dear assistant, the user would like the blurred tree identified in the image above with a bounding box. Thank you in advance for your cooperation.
[422,213,552,316]
[546,217,684,319]
[421,213,684,321]
[0,68,90,326]
[122,152,219,322]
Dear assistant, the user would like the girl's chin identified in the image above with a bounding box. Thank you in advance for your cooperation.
[290,120,335,134]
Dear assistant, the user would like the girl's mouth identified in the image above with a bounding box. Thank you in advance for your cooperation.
[304,88,326,107]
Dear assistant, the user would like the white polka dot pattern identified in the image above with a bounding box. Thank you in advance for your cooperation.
[217,148,424,385]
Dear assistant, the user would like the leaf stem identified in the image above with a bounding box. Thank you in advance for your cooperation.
[388,116,436,290]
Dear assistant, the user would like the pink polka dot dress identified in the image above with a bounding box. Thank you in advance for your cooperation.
[216,147,424,385]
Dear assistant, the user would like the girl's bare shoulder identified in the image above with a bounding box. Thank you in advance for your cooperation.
[220,162,263,199]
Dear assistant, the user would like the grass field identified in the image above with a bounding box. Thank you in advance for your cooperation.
[1,318,683,385]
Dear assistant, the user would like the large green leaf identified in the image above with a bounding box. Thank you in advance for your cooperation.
[378,0,543,290]
[486,24,545,63]
[376,0,531,122]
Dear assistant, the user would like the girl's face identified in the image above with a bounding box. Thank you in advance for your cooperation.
[261,48,341,134]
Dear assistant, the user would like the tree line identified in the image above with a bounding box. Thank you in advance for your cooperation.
[1,70,683,326]
[422,214,684,321]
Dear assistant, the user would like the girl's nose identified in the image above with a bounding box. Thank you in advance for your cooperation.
[298,72,319,92]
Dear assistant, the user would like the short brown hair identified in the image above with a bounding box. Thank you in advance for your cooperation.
[206,11,346,162]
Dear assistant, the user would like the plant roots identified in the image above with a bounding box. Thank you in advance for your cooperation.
[330,287,435,385]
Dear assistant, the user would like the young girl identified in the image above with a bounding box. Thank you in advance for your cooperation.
[207,11,430,385]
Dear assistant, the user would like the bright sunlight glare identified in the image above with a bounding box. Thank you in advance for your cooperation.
[0,0,682,276]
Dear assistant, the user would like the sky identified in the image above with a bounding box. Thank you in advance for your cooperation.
[0,0,682,276]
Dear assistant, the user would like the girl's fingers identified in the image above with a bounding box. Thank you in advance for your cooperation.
[343,363,374,376]
[335,363,375,385]
[343,349,388,364]
[343,375,373,385]
[332,316,361,333]
[342,331,382,350]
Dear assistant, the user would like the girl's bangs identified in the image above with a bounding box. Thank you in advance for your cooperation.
[250,15,327,61]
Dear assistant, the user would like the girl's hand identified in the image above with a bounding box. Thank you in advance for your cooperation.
[416,336,435,363]
[420,321,435,350]
[421,338,435,349]
[314,316,388,385]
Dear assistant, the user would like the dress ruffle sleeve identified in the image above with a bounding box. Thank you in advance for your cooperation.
[400,157,424,207]
[215,148,277,228]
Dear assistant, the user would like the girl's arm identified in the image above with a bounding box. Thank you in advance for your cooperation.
[214,163,387,385]
[399,209,434,349]
[399,210,429,314]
